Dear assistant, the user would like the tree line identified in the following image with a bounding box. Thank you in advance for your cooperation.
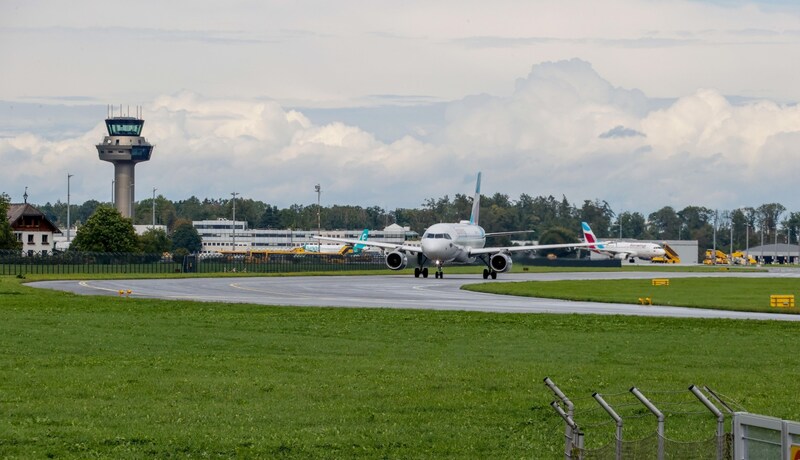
[20,193,800,257]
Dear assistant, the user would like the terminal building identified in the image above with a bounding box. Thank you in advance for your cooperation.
[192,219,417,256]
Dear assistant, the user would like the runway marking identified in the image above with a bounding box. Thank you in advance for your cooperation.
[79,281,123,294]
[229,282,312,298]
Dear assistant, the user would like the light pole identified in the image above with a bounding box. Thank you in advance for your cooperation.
[151,187,157,229]
[315,184,321,251]
[745,223,750,265]
[787,227,791,264]
[67,173,74,242]
[231,191,239,251]
[729,216,733,259]
[712,210,718,265]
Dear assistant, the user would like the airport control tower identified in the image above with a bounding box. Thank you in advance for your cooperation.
[96,107,154,219]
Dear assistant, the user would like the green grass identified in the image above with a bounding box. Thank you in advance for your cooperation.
[2,274,800,458]
[463,277,800,314]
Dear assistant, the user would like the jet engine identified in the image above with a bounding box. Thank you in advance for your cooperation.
[385,251,408,270]
[613,253,628,260]
[490,253,513,273]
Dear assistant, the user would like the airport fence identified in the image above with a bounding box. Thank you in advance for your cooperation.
[545,378,737,459]
[0,250,387,276]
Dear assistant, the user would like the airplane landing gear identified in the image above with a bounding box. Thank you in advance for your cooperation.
[414,267,429,278]
[482,268,497,280]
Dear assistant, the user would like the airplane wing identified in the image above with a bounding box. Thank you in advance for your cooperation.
[484,230,536,237]
[312,236,424,254]
[468,241,606,256]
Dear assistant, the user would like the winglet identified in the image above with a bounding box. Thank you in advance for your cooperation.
[469,172,481,225]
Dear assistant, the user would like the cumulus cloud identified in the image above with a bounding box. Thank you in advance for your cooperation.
[2,59,800,216]
[599,126,646,139]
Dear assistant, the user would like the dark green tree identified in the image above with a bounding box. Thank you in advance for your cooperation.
[139,228,172,254]
[579,199,613,236]
[757,203,786,241]
[70,205,139,253]
[618,211,647,239]
[258,205,281,229]
[171,220,202,253]
[0,193,22,250]
[537,226,581,258]
[648,206,682,239]
[75,200,102,227]
[174,196,208,222]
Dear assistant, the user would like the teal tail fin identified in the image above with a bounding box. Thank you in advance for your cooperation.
[354,229,369,253]
[469,172,481,225]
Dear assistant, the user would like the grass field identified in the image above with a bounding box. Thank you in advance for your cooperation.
[2,273,799,458]
[463,277,800,314]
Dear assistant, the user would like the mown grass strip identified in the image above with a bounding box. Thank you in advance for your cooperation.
[2,275,799,457]
[463,277,800,314]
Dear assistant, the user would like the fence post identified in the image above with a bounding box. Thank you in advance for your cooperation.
[593,393,623,460]
[690,385,725,460]
[550,400,582,459]
[545,377,576,458]
[630,387,665,460]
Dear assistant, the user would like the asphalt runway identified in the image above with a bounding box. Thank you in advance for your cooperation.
[29,269,800,321]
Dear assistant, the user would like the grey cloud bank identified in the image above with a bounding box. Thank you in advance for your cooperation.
[1,0,799,214]
[1,59,799,215]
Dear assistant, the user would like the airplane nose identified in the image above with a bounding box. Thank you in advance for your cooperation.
[422,239,450,259]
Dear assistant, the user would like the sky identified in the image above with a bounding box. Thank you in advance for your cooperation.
[1,0,800,218]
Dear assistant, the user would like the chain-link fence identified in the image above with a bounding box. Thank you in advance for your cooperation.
[0,250,386,275]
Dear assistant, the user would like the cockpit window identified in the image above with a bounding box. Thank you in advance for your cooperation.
[423,233,452,239]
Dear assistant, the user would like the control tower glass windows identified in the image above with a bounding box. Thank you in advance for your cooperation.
[105,118,144,136]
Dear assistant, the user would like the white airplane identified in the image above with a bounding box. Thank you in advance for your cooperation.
[581,221,666,263]
[304,229,369,254]
[313,173,601,279]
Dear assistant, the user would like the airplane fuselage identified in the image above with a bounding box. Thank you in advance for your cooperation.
[421,222,485,265]
[593,241,665,260]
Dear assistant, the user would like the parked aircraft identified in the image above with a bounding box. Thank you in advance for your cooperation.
[581,221,666,263]
[314,173,600,279]
[304,229,369,254]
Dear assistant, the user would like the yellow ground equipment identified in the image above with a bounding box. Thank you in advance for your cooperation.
[651,244,680,264]
[731,251,757,265]
[703,249,729,265]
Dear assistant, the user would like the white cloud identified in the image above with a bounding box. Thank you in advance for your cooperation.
[2,58,800,218]
[3,1,800,105]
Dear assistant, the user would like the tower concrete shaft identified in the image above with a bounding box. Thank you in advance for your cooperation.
[113,162,136,219]
[96,110,154,219]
